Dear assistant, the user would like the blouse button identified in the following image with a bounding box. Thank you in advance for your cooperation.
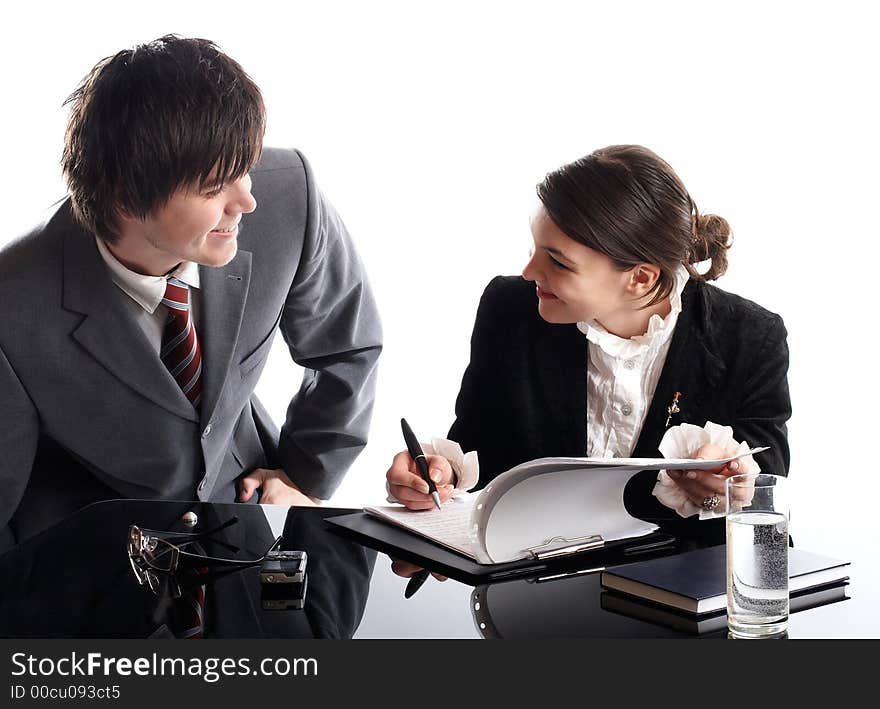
[624,359,636,370]
[621,403,633,416]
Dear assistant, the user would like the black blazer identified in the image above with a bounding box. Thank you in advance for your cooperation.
[447,276,791,542]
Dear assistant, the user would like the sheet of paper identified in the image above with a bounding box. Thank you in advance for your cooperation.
[364,496,480,560]
[507,447,768,474]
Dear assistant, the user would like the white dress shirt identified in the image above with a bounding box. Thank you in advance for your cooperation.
[94,236,201,354]
[578,265,690,458]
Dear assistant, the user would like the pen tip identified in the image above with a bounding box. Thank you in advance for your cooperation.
[431,491,442,510]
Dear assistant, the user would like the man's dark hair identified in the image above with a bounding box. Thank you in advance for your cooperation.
[62,35,266,243]
[537,144,732,307]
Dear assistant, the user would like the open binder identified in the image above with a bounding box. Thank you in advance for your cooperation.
[326,509,676,584]
[327,449,762,584]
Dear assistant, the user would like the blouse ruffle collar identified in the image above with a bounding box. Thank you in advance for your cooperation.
[576,264,690,359]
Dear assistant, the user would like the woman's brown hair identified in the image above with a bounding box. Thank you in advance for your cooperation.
[536,145,731,306]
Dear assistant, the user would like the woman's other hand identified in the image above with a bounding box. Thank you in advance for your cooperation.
[665,443,741,509]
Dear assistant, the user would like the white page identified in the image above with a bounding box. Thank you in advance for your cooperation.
[506,447,768,474]
[364,496,480,559]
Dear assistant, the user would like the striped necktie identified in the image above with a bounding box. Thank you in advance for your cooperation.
[161,277,203,409]
[180,567,208,639]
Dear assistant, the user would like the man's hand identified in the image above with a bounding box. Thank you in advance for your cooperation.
[239,468,320,506]
[386,450,455,510]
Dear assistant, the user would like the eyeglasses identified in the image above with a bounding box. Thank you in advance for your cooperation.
[127,516,282,594]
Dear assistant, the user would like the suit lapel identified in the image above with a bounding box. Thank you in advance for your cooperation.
[61,208,199,422]
[633,281,727,457]
[533,321,588,456]
[197,249,252,427]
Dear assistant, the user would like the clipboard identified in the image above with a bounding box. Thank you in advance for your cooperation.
[325,511,676,585]
[338,450,766,576]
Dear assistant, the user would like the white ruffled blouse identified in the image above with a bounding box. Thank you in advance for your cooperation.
[578,264,690,459]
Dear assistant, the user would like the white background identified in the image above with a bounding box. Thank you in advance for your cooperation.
[3,1,878,569]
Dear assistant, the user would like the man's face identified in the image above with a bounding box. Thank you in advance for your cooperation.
[114,174,257,275]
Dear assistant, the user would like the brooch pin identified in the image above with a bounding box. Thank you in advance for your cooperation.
[665,391,682,428]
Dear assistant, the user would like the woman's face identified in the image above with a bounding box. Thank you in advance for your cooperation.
[522,205,635,326]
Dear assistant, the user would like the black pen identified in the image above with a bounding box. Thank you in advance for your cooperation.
[404,568,430,599]
[400,417,441,511]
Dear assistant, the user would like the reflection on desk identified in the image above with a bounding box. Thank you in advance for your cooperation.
[351,544,871,639]
[2,499,872,639]
[0,500,375,639]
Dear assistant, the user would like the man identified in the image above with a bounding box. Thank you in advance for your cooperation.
[0,36,382,553]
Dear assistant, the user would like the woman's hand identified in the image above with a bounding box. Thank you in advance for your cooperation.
[386,450,456,510]
[666,443,741,509]
[390,558,448,582]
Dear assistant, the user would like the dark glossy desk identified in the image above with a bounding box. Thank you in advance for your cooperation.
[344,501,877,639]
[0,500,374,639]
[354,555,864,638]
[1,500,873,639]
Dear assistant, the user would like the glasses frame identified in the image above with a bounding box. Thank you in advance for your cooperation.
[127,516,282,595]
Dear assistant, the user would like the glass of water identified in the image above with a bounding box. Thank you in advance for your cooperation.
[725,473,789,638]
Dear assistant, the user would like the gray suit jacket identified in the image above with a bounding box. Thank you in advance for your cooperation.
[0,148,382,552]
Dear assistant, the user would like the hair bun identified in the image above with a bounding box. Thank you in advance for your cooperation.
[691,212,731,281]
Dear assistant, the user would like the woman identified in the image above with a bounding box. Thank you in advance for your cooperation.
[386,144,790,542]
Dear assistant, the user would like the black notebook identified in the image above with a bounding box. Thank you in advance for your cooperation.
[600,582,850,635]
[599,545,850,615]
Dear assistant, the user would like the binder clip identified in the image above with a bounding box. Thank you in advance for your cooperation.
[525,533,605,561]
